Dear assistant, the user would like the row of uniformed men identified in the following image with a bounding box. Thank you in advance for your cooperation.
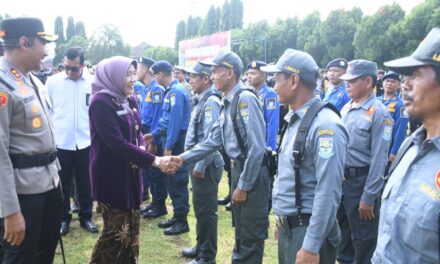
[161,28,440,264]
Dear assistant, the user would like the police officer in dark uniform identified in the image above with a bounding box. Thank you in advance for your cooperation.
[0,17,63,264]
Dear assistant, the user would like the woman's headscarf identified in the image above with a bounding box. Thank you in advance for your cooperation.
[91,56,137,109]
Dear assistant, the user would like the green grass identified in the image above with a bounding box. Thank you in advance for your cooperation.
[54,174,278,264]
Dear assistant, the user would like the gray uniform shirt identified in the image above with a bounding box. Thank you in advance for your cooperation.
[0,58,60,218]
[181,82,266,191]
[273,97,349,253]
[185,87,224,172]
[341,94,392,205]
[372,127,440,263]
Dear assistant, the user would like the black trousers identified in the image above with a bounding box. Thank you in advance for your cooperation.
[58,147,93,223]
[2,186,63,264]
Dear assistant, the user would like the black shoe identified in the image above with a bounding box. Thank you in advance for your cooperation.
[225,202,232,211]
[218,195,230,205]
[164,221,189,236]
[80,220,98,233]
[140,204,154,214]
[60,221,69,236]
[158,217,176,228]
[71,202,79,213]
[143,207,167,219]
[182,247,199,259]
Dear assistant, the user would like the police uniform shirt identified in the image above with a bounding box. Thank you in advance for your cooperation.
[185,87,224,173]
[140,80,165,141]
[378,94,409,155]
[0,58,60,218]
[45,70,93,150]
[372,127,440,263]
[257,83,279,150]
[181,82,266,191]
[133,80,147,107]
[151,80,191,150]
[341,94,393,205]
[273,97,349,253]
[323,82,350,111]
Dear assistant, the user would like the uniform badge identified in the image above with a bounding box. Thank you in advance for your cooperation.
[0,92,8,109]
[318,129,334,136]
[145,91,152,102]
[240,107,249,124]
[32,116,42,129]
[367,107,376,116]
[10,68,21,80]
[337,92,342,97]
[383,125,392,141]
[436,170,440,190]
[239,102,248,109]
[31,103,39,114]
[153,91,162,103]
[400,107,409,119]
[205,109,213,123]
[266,98,276,110]
[170,95,176,106]
[318,137,334,159]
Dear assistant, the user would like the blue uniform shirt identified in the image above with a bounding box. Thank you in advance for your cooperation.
[133,80,147,107]
[378,94,409,156]
[152,80,191,150]
[323,82,350,112]
[257,84,279,150]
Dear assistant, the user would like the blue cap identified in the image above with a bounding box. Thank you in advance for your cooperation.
[326,58,348,70]
[260,49,319,84]
[151,60,173,74]
[340,59,378,81]
[247,60,267,70]
[200,49,243,76]
[185,62,212,76]
[382,71,400,81]
[138,57,155,68]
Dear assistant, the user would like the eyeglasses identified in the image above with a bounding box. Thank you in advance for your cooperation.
[64,65,81,72]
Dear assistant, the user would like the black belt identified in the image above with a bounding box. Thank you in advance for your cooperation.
[10,151,57,169]
[275,213,311,229]
[344,166,370,180]
[230,154,267,169]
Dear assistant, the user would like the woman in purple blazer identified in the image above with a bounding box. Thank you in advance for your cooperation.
[88,56,170,264]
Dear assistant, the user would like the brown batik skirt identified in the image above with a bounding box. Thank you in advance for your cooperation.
[90,203,140,264]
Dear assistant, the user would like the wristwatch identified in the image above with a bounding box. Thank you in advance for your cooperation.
[153,156,161,167]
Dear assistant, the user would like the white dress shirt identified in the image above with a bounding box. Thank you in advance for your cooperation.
[45,70,92,150]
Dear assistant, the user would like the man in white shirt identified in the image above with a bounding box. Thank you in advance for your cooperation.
[45,46,97,235]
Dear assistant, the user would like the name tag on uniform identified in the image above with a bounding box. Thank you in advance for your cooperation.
[23,95,35,104]
[117,109,129,116]
[153,92,162,103]
[266,98,276,110]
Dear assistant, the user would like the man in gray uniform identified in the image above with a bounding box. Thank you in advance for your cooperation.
[0,17,63,264]
[172,50,269,264]
[339,60,393,264]
[372,27,440,264]
[261,49,348,264]
[180,62,224,264]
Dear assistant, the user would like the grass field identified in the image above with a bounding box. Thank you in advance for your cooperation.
[54,174,278,264]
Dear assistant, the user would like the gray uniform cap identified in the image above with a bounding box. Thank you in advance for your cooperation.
[340,59,378,81]
[260,49,319,84]
[384,27,440,75]
[200,49,243,76]
[185,62,212,76]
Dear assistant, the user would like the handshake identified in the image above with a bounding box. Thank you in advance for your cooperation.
[153,156,184,174]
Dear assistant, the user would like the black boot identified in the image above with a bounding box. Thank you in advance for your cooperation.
[158,217,176,228]
[217,195,230,205]
[164,220,189,236]
[182,247,199,259]
[143,203,167,219]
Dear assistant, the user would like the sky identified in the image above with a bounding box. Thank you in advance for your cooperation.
[2,0,423,48]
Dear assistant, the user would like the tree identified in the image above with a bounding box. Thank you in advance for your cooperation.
[87,24,131,64]
[229,0,243,29]
[214,7,222,32]
[143,46,178,65]
[175,20,186,50]
[200,5,217,35]
[297,12,325,66]
[53,16,66,65]
[232,21,269,66]
[75,21,87,39]
[319,8,363,66]
[220,0,231,31]
[185,16,202,39]
[56,36,89,64]
[353,4,405,66]
[267,17,300,63]
[66,17,76,41]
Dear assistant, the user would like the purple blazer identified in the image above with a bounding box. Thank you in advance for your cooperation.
[89,93,155,210]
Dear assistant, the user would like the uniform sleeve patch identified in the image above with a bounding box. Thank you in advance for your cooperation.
[400,107,409,119]
[239,102,248,109]
[318,137,334,159]
[240,107,249,124]
[318,129,335,136]
[384,119,393,125]
[169,94,176,106]
[266,98,276,110]
[367,107,376,115]
[205,108,213,123]
[153,91,162,103]
[383,126,392,141]
[0,92,8,109]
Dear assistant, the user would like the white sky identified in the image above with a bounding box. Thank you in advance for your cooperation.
[3,0,423,48]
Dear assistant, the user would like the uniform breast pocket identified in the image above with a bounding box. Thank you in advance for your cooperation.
[355,120,371,149]
[23,101,44,131]
[163,102,171,112]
